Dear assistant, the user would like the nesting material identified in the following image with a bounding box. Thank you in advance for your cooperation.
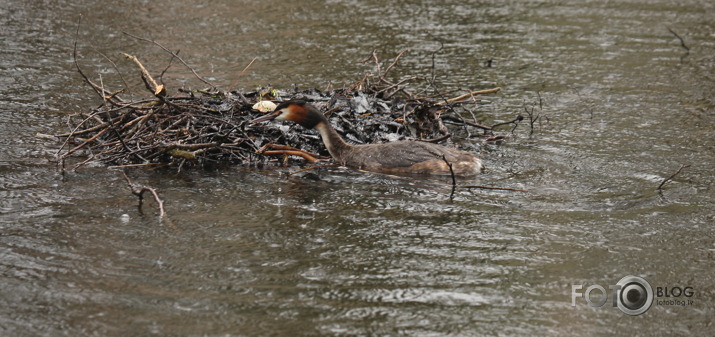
[56,51,506,171]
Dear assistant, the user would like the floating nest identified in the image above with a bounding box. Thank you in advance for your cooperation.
[56,47,516,171]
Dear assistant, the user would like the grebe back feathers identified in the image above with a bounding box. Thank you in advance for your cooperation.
[251,100,482,175]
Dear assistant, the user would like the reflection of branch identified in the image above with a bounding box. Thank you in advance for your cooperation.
[657,164,691,190]
[121,170,166,218]
[288,164,340,176]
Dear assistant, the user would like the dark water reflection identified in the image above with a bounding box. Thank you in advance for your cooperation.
[2,0,715,336]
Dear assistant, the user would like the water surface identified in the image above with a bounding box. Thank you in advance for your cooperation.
[1,0,714,335]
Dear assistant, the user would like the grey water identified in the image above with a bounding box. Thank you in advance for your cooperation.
[1,0,714,335]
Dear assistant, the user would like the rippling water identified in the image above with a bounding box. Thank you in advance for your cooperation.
[2,0,714,335]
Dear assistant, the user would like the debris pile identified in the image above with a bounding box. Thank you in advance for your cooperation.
[56,48,509,171]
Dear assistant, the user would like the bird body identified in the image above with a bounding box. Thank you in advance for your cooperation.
[251,100,482,175]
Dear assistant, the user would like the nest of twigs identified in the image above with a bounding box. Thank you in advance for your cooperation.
[56,44,513,171]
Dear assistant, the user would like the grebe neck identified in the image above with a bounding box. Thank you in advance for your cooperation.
[314,121,353,162]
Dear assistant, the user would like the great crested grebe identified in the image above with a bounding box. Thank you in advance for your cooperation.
[251,100,483,175]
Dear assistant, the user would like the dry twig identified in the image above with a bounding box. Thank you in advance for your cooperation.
[435,87,502,106]
[121,170,166,217]
[60,45,511,173]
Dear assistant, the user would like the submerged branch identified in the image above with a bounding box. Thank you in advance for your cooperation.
[657,164,691,190]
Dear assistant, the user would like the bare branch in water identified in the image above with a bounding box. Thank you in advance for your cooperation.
[121,170,167,218]
[442,155,457,200]
[667,27,690,52]
[657,164,691,191]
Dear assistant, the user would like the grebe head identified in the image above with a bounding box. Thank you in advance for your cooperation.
[250,100,324,129]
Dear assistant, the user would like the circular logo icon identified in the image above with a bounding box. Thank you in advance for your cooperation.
[615,275,653,315]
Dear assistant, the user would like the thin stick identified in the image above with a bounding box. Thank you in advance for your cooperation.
[54,119,107,138]
[73,16,116,102]
[62,127,110,157]
[657,164,691,190]
[491,115,524,130]
[122,31,216,90]
[667,27,690,52]
[97,73,143,163]
[228,57,258,92]
[464,120,492,131]
[108,163,163,169]
[462,185,528,193]
[91,46,133,100]
[370,50,382,77]
[435,87,502,106]
[158,49,180,86]
[383,49,409,77]
[258,143,324,159]
[121,53,165,96]
[121,170,166,217]
[373,76,419,95]
[418,134,451,143]
[56,110,106,155]
[442,155,456,200]
[167,142,221,150]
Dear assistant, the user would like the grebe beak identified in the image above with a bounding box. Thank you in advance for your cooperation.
[250,110,281,124]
